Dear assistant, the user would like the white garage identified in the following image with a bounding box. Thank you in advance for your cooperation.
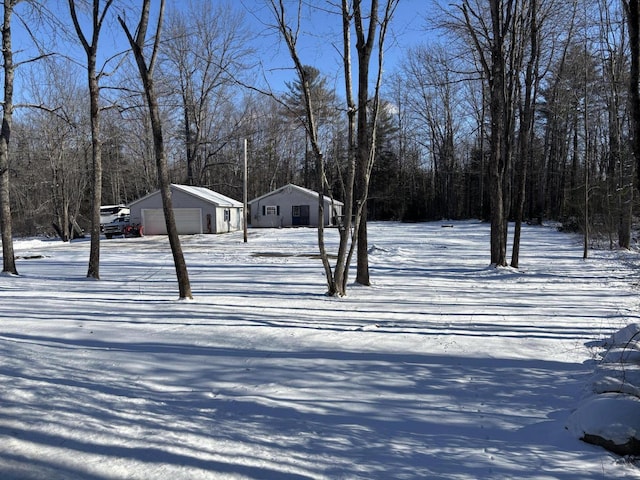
[129,184,244,235]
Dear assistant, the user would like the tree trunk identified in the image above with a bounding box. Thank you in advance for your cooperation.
[354,0,379,286]
[621,2,638,248]
[461,0,512,267]
[356,200,370,285]
[86,52,102,278]
[355,39,372,286]
[0,1,18,275]
[512,0,538,268]
[269,0,395,296]
[69,0,115,279]
[119,0,192,299]
[618,181,633,249]
[627,1,640,185]
[184,99,195,185]
[626,0,640,212]
[488,0,508,267]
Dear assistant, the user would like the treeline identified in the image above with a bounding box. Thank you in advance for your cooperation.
[371,0,637,252]
[5,0,638,252]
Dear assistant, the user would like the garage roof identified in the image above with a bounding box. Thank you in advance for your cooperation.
[172,184,243,208]
[130,184,243,208]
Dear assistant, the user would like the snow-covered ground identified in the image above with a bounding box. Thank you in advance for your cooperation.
[1,221,639,480]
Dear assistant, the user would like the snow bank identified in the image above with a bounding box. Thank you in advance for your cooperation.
[568,323,640,456]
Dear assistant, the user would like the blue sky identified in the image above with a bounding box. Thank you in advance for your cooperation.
[9,1,431,101]
[246,0,430,93]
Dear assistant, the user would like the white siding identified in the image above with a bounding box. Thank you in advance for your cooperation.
[250,184,343,228]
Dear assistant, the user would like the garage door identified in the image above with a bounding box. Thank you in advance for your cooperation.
[142,208,202,235]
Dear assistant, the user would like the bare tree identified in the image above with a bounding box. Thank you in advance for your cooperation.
[596,0,632,249]
[68,0,114,279]
[108,66,159,197]
[511,0,541,268]
[30,57,89,241]
[119,0,192,299]
[162,0,251,187]
[0,0,51,271]
[460,0,527,266]
[282,65,339,191]
[401,45,466,219]
[267,0,336,292]
[0,1,20,274]
[267,0,397,296]
[353,0,399,286]
[624,0,640,194]
[241,92,301,195]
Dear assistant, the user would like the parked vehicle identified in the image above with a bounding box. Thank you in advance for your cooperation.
[103,215,143,239]
[103,215,130,239]
[100,205,130,231]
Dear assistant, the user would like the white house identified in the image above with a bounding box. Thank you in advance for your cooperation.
[129,184,243,235]
[249,184,344,228]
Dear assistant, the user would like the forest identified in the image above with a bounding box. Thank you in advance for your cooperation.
[1,0,638,256]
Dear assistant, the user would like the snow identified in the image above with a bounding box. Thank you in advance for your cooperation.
[567,394,640,446]
[1,220,639,479]
[566,321,640,453]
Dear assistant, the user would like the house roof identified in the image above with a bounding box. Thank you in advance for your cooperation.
[249,183,344,206]
[130,184,243,208]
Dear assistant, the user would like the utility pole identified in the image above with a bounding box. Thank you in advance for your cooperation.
[243,138,248,243]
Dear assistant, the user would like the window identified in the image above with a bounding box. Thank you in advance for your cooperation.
[292,206,300,217]
[262,205,280,216]
[224,209,230,221]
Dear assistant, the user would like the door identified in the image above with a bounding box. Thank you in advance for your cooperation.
[142,208,202,235]
[292,205,310,226]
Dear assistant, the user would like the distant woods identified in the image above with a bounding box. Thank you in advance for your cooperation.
[4,0,640,252]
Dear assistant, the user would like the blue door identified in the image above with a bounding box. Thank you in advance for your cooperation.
[292,205,310,226]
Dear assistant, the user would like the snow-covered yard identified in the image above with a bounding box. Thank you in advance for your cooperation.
[1,221,639,479]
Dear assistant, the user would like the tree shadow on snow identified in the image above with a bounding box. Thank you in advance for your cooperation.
[0,331,606,480]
